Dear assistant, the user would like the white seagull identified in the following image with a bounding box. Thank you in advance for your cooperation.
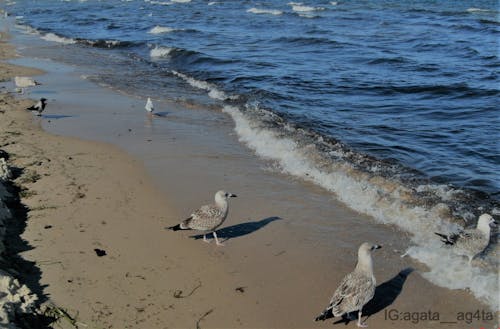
[15,76,41,94]
[435,213,496,265]
[15,76,40,88]
[168,190,237,246]
[315,242,381,327]
[145,97,154,113]
[26,98,47,116]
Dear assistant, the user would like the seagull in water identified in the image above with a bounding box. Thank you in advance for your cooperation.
[26,98,47,116]
[315,242,381,328]
[145,97,154,114]
[435,213,496,265]
[168,190,237,246]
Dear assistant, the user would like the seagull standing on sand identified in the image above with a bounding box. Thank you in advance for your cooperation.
[435,213,496,265]
[168,190,237,246]
[26,98,47,116]
[315,242,381,328]
[145,97,154,114]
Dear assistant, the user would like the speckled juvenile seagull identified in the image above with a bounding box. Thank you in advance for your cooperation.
[168,190,237,246]
[435,213,496,265]
[315,242,381,328]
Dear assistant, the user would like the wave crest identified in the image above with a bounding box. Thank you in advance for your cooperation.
[172,71,237,101]
[150,46,174,58]
[41,32,76,44]
[247,8,283,16]
[148,25,175,34]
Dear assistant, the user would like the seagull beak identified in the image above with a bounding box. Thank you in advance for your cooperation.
[372,245,382,250]
[491,220,498,227]
[229,193,237,198]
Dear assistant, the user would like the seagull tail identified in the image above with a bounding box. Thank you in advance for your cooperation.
[314,306,333,322]
[26,106,35,111]
[434,232,455,245]
[168,224,182,231]
[168,217,192,231]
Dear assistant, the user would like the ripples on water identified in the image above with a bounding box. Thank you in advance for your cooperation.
[8,0,498,195]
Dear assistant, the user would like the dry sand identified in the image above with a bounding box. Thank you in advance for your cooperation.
[0,26,498,329]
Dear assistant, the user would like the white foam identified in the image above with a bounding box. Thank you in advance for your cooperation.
[247,8,283,16]
[290,4,325,12]
[148,25,175,34]
[150,46,174,58]
[221,104,499,310]
[208,1,218,5]
[41,32,76,44]
[172,71,236,101]
[415,184,463,202]
[147,0,172,5]
[171,0,191,2]
[406,245,499,310]
[466,7,494,13]
[291,5,314,12]
[330,1,338,5]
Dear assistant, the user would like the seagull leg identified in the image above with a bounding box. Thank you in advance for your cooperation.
[203,234,211,243]
[357,310,367,327]
[213,231,225,246]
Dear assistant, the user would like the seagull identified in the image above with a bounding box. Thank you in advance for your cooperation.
[167,190,237,246]
[15,76,40,88]
[315,242,381,328]
[145,97,154,113]
[435,213,496,265]
[14,76,41,94]
[26,98,47,116]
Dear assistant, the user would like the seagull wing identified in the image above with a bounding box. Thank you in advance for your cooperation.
[329,271,375,316]
[453,229,489,256]
[187,204,223,231]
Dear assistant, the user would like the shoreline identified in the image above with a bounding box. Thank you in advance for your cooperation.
[0,29,255,328]
[1,18,498,329]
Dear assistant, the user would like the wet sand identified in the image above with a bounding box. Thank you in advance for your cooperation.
[1,20,498,329]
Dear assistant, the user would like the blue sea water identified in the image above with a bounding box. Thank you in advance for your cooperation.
[4,0,499,198]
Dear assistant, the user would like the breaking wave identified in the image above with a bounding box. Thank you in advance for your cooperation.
[150,45,174,58]
[220,103,499,310]
[40,32,76,44]
[172,71,237,101]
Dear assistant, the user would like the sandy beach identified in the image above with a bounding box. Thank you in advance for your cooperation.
[0,18,498,329]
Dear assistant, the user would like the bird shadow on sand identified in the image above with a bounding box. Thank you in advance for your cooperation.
[331,267,415,326]
[190,216,283,242]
